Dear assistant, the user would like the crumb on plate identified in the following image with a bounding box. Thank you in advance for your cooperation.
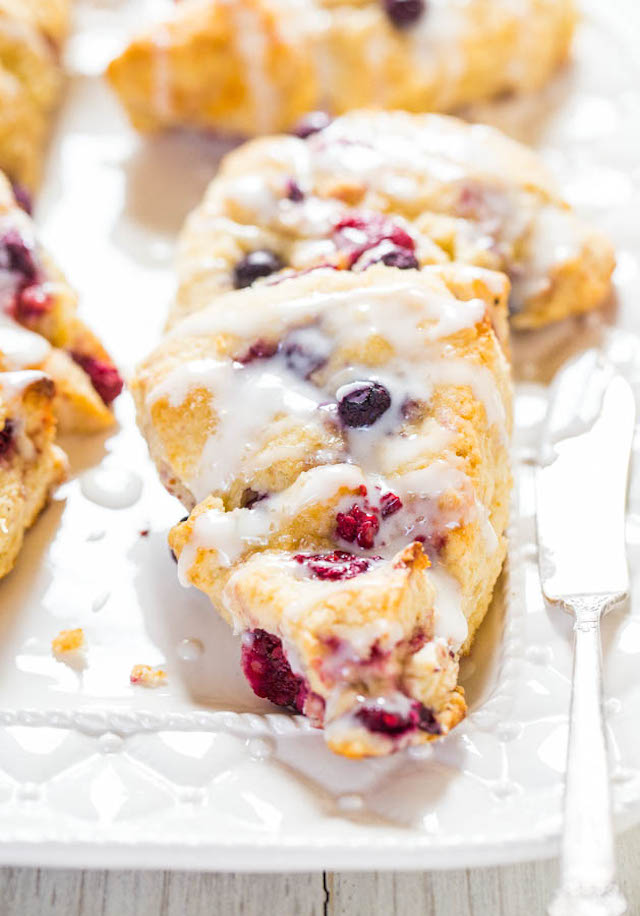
[51,628,87,669]
[130,664,167,687]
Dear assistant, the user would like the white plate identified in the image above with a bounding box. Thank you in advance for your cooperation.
[1,0,639,872]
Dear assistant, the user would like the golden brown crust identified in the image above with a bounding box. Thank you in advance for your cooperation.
[0,1,70,187]
[107,0,575,136]
[0,370,68,580]
[138,265,512,756]
[172,110,614,332]
[0,171,122,432]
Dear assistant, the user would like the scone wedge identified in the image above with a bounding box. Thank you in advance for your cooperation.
[0,0,71,188]
[0,172,123,432]
[107,0,575,137]
[174,110,614,331]
[0,369,67,579]
[134,265,512,757]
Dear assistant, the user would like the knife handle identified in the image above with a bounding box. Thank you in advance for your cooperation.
[548,606,627,916]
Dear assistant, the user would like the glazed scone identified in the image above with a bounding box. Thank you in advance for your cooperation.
[0,172,124,431]
[174,110,614,331]
[0,0,70,188]
[106,0,575,138]
[134,265,512,756]
[0,369,67,579]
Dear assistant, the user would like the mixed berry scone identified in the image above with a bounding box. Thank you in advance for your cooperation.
[0,0,70,188]
[133,265,512,757]
[0,172,123,431]
[0,369,67,579]
[174,110,614,331]
[106,0,575,138]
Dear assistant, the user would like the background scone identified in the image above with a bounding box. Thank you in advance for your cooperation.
[0,369,67,580]
[0,172,123,431]
[134,265,512,757]
[0,0,70,189]
[107,0,575,138]
[174,110,615,332]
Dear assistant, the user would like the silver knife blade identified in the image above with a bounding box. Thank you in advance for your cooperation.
[537,353,635,605]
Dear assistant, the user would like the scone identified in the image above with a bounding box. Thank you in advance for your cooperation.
[0,171,123,431]
[133,265,512,757]
[0,0,70,189]
[106,0,575,137]
[0,369,67,579]
[174,110,614,331]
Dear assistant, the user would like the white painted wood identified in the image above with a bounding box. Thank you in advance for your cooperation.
[1,827,638,916]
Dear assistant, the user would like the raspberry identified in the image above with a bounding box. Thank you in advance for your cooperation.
[380,492,403,518]
[333,213,415,268]
[241,629,308,710]
[336,504,380,549]
[293,551,377,580]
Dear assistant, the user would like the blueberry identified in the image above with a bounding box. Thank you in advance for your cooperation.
[338,382,391,428]
[233,250,283,289]
[380,249,419,269]
[383,0,426,28]
[285,178,304,202]
[293,111,332,139]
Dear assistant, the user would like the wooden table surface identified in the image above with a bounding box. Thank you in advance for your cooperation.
[2,824,638,915]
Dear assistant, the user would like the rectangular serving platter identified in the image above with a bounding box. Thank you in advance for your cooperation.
[0,0,639,872]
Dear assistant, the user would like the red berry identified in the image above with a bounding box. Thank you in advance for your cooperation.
[70,353,123,405]
[293,551,377,580]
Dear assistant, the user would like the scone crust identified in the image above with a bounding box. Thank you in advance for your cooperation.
[171,110,614,332]
[107,0,575,136]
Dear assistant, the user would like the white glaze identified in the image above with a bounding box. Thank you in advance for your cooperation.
[80,467,143,510]
[428,566,468,648]
[0,314,51,370]
[161,278,505,502]
[0,369,49,400]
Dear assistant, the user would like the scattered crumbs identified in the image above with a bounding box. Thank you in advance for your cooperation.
[51,628,87,670]
[130,664,167,688]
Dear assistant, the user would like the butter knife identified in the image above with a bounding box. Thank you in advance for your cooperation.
[537,352,634,916]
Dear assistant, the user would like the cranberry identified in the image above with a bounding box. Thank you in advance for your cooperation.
[293,111,332,139]
[380,249,419,270]
[236,338,279,364]
[0,230,38,283]
[285,178,304,202]
[357,706,415,737]
[241,629,307,710]
[383,0,426,28]
[338,381,391,428]
[0,418,14,459]
[293,551,377,581]
[333,213,415,268]
[357,700,441,737]
[380,492,403,518]
[336,504,380,549]
[70,353,123,405]
[15,284,51,320]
